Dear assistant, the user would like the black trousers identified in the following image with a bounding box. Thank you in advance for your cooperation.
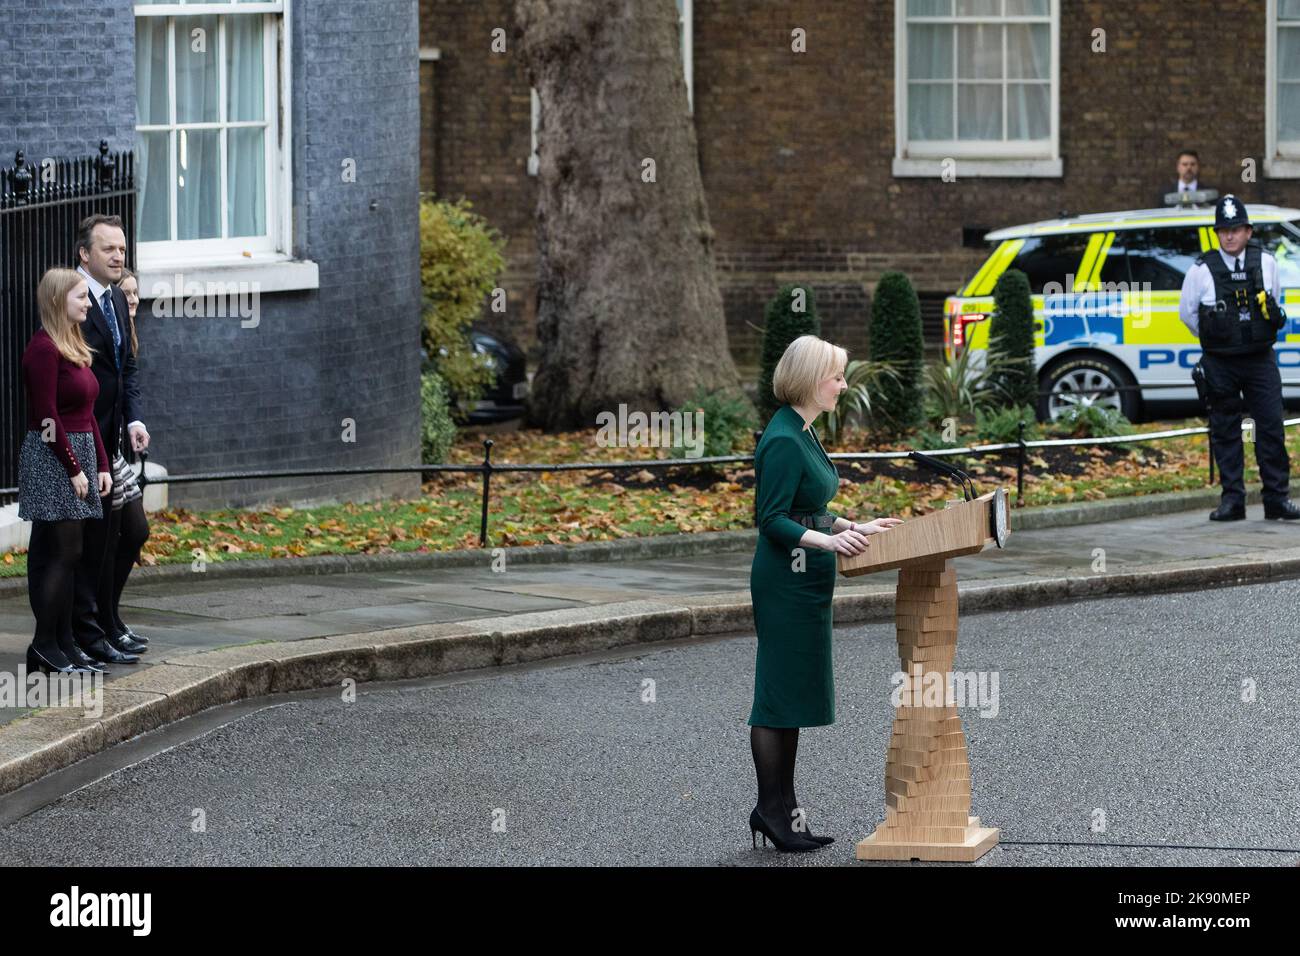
[70,492,120,647]
[1202,350,1292,507]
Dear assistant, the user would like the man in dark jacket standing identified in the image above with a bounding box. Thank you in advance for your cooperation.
[1157,149,1216,206]
[71,214,149,664]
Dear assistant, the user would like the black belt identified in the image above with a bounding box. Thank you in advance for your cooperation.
[789,512,836,530]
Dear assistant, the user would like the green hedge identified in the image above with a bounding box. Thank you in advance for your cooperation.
[420,198,504,413]
[758,283,821,423]
[869,271,925,432]
[988,268,1038,410]
[421,370,458,465]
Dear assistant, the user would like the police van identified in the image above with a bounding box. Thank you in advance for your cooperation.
[944,204,1300,421]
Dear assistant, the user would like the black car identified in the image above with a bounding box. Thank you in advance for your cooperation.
[451,325,529,424]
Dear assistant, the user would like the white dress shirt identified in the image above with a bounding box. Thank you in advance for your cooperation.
[75,265,146,435]
[1179,179,1199,193]
[1178,246,1281,337]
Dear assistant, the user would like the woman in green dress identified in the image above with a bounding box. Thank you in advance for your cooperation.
[748,335,904,852]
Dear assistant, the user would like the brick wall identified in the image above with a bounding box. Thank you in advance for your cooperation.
[2,0,424,511]
[0,0,137,159]
[422,0,1300,371]
[418,0,538,349]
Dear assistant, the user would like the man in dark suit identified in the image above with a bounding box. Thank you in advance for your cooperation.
[1156,149,1216,207]
[72,214,149,665]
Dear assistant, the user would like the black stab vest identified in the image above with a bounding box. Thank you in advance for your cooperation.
[1197,240,1276,356]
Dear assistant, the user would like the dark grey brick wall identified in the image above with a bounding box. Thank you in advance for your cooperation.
[2,0,424,511]
[143,0,423,509]
[0,0,137,160]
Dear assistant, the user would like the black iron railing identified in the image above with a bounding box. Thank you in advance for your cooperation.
[0,414,1275,548]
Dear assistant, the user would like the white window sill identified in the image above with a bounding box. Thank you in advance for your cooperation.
[136,257,320,296]
[1265,157,1300,179]
[892,157,1063,178]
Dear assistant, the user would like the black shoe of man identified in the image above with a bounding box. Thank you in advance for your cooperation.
[108,630,148,654]
[1209,501,1246,521]
[79,637,140,665]
[1264,499,1300,520]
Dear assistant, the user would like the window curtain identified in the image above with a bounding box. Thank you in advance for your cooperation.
[135,17,169,241]
[1006,23,1049,140]
[908,0,1051,143]
[174,15,220,240]
[227,15,266,238]
[908,23,953,140]
[1280,2,1300,140]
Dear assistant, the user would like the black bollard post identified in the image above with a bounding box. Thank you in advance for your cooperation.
[479,438,494,547]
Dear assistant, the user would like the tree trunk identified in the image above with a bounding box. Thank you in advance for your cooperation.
[515,0,746,431]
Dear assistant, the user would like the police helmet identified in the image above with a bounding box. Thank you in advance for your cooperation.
[1215,194,1250,229]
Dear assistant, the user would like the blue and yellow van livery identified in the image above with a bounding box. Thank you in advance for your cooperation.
[944,205,1300,420]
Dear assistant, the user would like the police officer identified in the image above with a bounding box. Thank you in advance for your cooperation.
[1179,194,1300,521]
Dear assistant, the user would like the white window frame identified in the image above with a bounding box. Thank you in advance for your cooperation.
[528,0,693,177]
[679,0,694,113]
[1267,0,1300,177]
[133,1,315,291]
[893,0,1061,178]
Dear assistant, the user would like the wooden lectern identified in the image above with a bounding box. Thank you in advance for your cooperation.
[838,489,1011,863]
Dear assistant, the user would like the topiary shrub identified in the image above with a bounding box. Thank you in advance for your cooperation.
[421,370,458,465]
[869,271,925,433]
[987,268,1038,410]
[758,283,821,424]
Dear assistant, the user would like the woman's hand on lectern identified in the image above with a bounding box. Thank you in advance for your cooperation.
[820,528,870,555]
[852,517,904,535]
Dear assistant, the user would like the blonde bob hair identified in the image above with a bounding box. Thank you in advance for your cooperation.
[36,268,94,367]
[772,335,848,407]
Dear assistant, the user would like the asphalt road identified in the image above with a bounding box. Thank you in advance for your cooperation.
[1,581,1298,867]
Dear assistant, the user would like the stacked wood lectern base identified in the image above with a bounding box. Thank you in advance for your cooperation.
[853,557,999,862]
[839,491,1009,864]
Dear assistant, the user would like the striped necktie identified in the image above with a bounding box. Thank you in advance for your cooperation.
[101,289,122,366]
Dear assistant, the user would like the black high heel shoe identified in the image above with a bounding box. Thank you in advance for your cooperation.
[26,645,75,675]
[749,807,820,852]
[788,807,835,846]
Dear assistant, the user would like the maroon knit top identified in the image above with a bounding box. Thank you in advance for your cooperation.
[22,329,109,478]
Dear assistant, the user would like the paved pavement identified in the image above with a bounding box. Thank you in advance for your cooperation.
[3,504,1300,731]
[1,580,1296,866]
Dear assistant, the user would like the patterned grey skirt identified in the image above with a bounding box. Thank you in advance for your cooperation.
[17,430,104,522]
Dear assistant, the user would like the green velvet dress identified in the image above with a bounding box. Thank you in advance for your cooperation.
[748,404,840,728]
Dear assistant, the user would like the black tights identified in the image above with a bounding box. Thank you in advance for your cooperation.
[28,519,84,660]
[750,725,803,829]
[109,497,149,631]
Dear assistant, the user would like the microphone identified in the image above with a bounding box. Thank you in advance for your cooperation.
[908,451,977,501]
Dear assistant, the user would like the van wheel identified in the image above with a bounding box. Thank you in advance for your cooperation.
[1038,356,1139,423]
